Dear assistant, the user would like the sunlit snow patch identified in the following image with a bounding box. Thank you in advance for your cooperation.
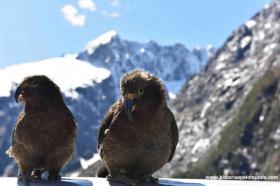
[0,55,110,99]
[85,30,117,55]
[245,20,256,29]
[80,154,101,169]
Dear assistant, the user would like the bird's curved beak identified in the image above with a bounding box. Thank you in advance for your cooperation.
[124,93,136,122]
[15,85,24,103]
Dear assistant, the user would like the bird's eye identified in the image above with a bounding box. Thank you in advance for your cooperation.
[31,81,37,86]
[138,88,144,95]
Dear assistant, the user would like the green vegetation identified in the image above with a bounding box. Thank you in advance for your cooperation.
[182,69,280,178]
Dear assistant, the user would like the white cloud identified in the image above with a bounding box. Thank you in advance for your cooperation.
[78,0,96,11]
[61,4,86,27]
[110,0,121,7]
[101,11,120,18]
[110,12,120,18]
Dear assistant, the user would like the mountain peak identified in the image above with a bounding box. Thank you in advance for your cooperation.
[158,0,280,178]
[85,30,118,55]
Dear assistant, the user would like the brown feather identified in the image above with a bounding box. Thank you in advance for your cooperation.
[10,75,77,182]
[97,69,178,181]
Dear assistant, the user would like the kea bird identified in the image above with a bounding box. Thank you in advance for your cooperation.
[97,69,179,185]
[6,75,77,186]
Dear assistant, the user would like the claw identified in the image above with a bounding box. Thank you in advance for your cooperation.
[143,176,159,184]
[17,174,23,183]
[22,173,31,186]
[48,174,61,181]
[107,175,137,186]
[31,170,42,180]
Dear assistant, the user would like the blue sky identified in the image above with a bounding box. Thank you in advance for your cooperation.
[0,0,271,68]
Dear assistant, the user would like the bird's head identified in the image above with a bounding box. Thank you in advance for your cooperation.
[15,75,63,106]
[120,69,166,122]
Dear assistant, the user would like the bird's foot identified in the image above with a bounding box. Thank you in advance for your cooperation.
[17,174,23,183]
[48,174,61,181]
[31,170,42,180]
[140,176,159,184]
[107,174,137,186]
[18,173,31,186]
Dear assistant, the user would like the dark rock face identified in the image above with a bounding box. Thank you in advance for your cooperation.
[65,77,116,159]
[157,1,280,178]
[0,91,21,176]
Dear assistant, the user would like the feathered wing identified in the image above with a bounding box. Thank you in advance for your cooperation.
[11,112,25,146]
[96,103,117,178]
[97,105,115,150]
[12,128,15,146]
[167,108,179,162]
[9,125,27,157]
[12,124,25,146]
[5,128,16,158]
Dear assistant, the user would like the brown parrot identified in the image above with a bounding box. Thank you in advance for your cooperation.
[97,69,179,185]
[7,75,77,186]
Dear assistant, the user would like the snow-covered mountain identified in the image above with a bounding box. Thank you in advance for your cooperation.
[157,0,280,178]
[77,30,215,98]
[0,55,110,98]
[0,32,214,176]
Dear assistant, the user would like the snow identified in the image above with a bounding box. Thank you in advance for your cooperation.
[200,102,211,118]
[263,43,277,53]
[264,23,271,29]
[215,62,226,71]
[223,78,233,87]
[272,127,280,142]
[217,53,230,62]
[191,138,210,154]
[85,30,117,55]
[257,31,265,41]
[246,20,256,29]
[168,92,177,99]
[140,48,145,53]
[80,154,101,169]
[264,4,270,9]
[259,115,265,122]
[240,36,251,49]
[0,55,110,98]
[77,31,214,101]
[206,44,213,50]
[0,177,278,186]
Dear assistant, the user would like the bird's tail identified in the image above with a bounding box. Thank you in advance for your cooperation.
[96,162,109,178]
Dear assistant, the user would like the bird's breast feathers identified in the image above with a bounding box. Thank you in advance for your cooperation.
[104,107,171,148]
